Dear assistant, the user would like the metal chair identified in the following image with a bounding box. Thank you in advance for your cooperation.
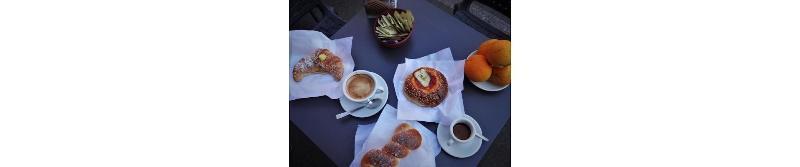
[290,0,346,37]
[454,0,511,40]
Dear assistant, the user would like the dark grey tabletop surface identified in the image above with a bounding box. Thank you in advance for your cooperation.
[289,0,510,166]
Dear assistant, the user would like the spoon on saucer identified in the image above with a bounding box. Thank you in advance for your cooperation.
[336,97,383,119]
[475,133,489,141]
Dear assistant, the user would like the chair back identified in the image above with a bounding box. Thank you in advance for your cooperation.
[477,0,510,17]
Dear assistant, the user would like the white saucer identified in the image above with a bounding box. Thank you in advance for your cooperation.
[466,50,509,91]
[437,114,484,158]
[339,72,389,118]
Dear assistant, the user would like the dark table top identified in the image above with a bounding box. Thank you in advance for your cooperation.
[289,0,510,166]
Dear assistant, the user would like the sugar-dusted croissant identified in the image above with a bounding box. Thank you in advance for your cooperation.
[292,48,344,82]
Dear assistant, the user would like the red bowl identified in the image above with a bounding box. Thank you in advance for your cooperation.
[373,9,414,48]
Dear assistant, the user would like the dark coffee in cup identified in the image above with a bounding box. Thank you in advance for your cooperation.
[453,122,472,140]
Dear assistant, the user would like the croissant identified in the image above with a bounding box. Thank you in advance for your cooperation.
[292,48,344,82]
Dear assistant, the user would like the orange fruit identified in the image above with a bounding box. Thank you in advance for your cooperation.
[476,39,498,56]
[488,64,510,85]
[477,39,511,67]
[464,54,492,82]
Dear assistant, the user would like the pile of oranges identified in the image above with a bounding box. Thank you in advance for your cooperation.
[465,39,511,85]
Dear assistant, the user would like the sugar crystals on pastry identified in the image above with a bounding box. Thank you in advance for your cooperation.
[391,125,422,150]
[360,123,422,167]
[292,48,344,82]
[382,142,410,158]
[361,149,398,167]
[403,67,448,107]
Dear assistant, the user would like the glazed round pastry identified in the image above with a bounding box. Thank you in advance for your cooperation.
[403,67,448,107]
[394,123,412,133]
[382,142,410,158]
[391,129,422,150]
[361,149,398,167]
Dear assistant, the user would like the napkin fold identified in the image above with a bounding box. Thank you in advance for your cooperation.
[289,30,355,101]
[351,105,440,167]
[393,48,466,123]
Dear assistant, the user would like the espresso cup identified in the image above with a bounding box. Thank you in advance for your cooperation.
[342,70,384,103]
[447,117,477,146]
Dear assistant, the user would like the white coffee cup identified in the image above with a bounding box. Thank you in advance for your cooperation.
[447,117,477,146]
[342,70,384,102]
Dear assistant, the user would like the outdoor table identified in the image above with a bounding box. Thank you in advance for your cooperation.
[289,0,511,166]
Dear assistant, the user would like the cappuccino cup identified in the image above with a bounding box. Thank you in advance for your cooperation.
[342,70,383,102]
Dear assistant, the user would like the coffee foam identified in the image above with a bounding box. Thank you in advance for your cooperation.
[346,74,375,100]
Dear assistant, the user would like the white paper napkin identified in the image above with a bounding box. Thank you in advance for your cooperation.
[354,123,376,156]
[393,48,466,123]
[289,30,355,101]
[350,105,440,167]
